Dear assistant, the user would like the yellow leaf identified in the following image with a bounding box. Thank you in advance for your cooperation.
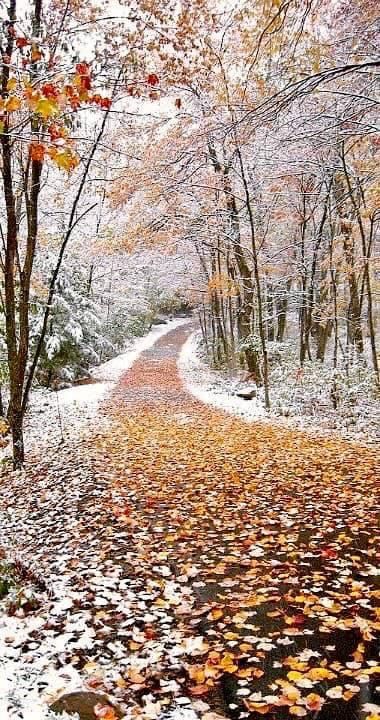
[127,669,146,684]
[188,666,206,684]
[307,667,336,681]
[5,96,21,112]
[289,708,307,717]
[287,671,303,682]
[284,686,301,703]
[53,148,79,172]
[129,641,141,651]
[7,77,17,91]
[35,96,58,119]
[0,418,9,435]
[239,643,252,652]
[363,666,380,675]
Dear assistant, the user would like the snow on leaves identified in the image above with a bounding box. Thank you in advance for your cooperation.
[0,325,379,719]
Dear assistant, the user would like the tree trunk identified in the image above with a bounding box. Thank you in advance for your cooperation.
[208,139,261,380]
[235,146,270,407]
[334,167,364,356]
[316,320,333,362]
[266,282,275,341]
[276,280,291,341]
[11,405,25,468]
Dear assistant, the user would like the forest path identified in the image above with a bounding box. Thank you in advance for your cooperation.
[1,324,379,719]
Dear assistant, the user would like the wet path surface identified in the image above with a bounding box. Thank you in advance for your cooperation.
[1,325,379,719]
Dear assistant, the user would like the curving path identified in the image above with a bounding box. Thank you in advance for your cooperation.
[0,324,379,720]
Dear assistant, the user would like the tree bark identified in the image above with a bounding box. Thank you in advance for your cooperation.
[276,280,291,341]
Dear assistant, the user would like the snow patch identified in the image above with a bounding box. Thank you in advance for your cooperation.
[178,332,265,421]
[56,381,111,408]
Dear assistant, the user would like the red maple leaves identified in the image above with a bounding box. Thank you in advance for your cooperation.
[147,73,159,86]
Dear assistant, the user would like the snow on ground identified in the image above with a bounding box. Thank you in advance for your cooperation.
[1,319,194,720]
[179,331,380,446]
[0,560,201,719]
[178,333,266,422]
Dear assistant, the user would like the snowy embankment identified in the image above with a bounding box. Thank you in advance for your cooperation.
[179,331,380,446]
[178,332,266,421]
[19,318,190,452]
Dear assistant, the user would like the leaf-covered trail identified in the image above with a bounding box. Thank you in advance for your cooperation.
[1,325,379,720]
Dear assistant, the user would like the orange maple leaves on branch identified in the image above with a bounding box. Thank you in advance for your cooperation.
[1,31,113,172]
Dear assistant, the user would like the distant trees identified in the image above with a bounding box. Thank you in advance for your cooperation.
[110,0,379,406]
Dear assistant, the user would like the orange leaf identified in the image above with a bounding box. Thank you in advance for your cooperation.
[5,96,21,112]
[209,608,223,621]
[31,45,43,62]
[30,142,45,162]
[189,684,211,696]
[243,701,271,714]
[305,694,324,712]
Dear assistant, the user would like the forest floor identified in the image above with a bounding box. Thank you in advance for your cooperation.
[0,324,379,720]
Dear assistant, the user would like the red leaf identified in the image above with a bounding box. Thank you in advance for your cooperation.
[292,614,306,626]
[76,62,90,76]
[321,547,338,559]
[48,123,65,141]
[144,626,157,639]
[100,97,112,110]
[147,73,159,86]
[81,75,92,91]
[16,37,29,49]
[41,83,59,99]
